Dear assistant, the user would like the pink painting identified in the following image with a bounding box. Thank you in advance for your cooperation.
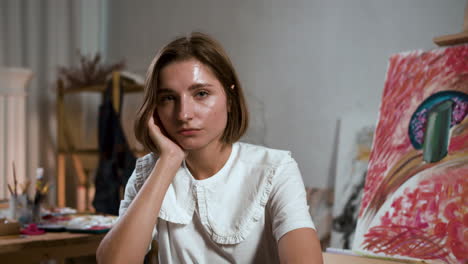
[353,45,468,264]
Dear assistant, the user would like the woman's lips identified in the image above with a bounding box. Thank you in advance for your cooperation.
[178,129,201,136]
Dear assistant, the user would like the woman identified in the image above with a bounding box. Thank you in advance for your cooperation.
[97,32,323,264]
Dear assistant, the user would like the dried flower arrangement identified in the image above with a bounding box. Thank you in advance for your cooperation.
[58,52,125,89]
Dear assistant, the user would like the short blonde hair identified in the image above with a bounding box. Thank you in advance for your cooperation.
[134,32,249,153]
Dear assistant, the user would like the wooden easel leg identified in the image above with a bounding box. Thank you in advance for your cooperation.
[433,0,468,46]
[76,185,86,212]
[87,183,95,212]
[57,154,66,208]
[71,154,88,212]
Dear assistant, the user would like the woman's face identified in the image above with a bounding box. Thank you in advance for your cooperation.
[156,59,229,151]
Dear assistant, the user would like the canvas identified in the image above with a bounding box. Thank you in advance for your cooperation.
[354,45,468,264]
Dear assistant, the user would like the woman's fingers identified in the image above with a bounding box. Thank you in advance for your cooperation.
[149,116,164,137]
[147,115,165,147]
[148,115,157,131]
[147,115,185,159]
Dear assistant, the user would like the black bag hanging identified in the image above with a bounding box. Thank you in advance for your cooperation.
[93,78,136,215]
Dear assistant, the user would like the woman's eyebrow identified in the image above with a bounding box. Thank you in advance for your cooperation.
[158,83,213,94]
[157,88,174,94]
[188,83,213,90]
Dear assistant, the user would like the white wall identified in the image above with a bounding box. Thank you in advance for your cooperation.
[1,0,86,205]
[106,0,465,188]
[1,0,111,206]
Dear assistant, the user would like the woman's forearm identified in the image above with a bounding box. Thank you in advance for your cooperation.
[96,155,182,264]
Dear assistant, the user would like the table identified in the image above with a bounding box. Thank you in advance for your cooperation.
[1,234,413,264]
[323,252,421,264]
[0,232,105,264]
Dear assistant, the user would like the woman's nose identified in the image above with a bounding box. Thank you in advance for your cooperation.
[177,96,194,121]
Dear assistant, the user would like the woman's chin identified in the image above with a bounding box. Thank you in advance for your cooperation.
[175,138,204,151]
[175,136,221,152]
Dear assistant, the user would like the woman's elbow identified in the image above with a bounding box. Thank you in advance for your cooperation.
[96,237,119,264]
[96,240,109,264]
[96,240,145,264]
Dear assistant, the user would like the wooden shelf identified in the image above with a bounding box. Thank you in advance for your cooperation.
[63,83,144,94]
[56,71,144,209]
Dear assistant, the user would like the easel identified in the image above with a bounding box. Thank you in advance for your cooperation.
[433,0,468,46]
[56,72,144,210]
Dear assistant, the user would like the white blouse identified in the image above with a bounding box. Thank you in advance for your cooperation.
[119,142,315,263]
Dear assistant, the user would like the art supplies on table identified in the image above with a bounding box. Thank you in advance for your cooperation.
[20,223,45,235]
[65,215,118,234]
[7,162,31,222]
[38,213,117,234]
[32,168,48,223]
[7,165,50,226]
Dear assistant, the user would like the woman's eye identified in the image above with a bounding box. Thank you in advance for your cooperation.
[159,95,175,102]
[196,91,209,98]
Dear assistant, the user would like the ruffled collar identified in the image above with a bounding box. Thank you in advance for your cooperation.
[133,143,288,244]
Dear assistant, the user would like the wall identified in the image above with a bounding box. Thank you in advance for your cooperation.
[106,0,464,188]
[1,0,85,205]
[0,0,110,206]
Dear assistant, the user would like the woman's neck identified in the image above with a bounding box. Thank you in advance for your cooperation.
[185,142,233,180]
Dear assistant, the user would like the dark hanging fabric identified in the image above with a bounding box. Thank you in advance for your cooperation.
[93,79,136,215]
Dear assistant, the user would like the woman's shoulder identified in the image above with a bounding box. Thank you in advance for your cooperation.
[236,142,296,168]
[130,152,158,188]
[136,152,157,166]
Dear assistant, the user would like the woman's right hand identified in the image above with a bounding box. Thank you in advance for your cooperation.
[148,115,186,161]
[97,116,185,264]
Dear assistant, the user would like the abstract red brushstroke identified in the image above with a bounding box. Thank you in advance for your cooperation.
[355,45,468,263]
[363,170,468,263]
[360,46,468,215]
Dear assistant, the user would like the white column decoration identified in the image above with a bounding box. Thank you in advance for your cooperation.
[0,68,33,199]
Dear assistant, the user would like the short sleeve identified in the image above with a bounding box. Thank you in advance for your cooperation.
[118,169,158,247]
[268,157,316,242]
[118,169,137,216]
